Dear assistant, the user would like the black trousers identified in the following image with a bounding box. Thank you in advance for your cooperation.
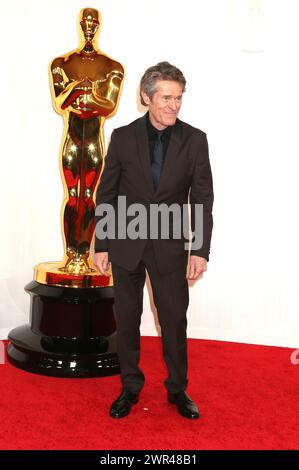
[111,241,189,394]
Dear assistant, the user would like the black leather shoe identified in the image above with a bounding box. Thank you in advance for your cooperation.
[168,391,200,419]
[110,390,139,418]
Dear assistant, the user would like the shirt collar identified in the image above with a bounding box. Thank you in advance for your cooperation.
[146,112,174,139]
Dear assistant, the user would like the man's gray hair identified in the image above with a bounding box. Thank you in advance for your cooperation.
[139,61,186,106]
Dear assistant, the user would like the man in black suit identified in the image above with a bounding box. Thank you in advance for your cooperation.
[93,62,213,419]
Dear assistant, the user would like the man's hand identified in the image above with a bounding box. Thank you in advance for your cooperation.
[93,252,111,276]
[187,255,207,281]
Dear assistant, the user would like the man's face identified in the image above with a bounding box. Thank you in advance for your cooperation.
[80,14,99,41]
[142,80,183,130]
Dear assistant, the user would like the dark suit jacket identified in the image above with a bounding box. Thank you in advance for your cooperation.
[95,114,213,274]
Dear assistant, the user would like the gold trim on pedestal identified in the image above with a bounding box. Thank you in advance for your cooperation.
[34,261,113,288]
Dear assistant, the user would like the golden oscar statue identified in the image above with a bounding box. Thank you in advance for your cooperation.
[8,8,124,377]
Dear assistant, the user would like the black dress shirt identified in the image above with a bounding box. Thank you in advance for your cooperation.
[146,112,174,168]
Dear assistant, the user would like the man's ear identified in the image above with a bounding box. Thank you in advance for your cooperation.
[141,92,151,106]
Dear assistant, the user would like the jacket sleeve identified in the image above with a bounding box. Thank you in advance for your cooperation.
[94,130,121,253]
[189,132,214,260]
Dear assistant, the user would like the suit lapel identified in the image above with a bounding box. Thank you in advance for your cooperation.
[136,115,155,195]
[135,115,183,197]
[156,119,182,196]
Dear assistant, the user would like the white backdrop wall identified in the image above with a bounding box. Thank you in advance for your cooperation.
[1,0,299,347]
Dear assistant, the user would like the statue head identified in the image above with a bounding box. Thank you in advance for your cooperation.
[78,8,101,45]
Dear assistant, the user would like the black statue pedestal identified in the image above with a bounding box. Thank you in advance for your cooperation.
[7,281,120,377]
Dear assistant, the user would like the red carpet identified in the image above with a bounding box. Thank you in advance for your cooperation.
[0,337,298,450]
